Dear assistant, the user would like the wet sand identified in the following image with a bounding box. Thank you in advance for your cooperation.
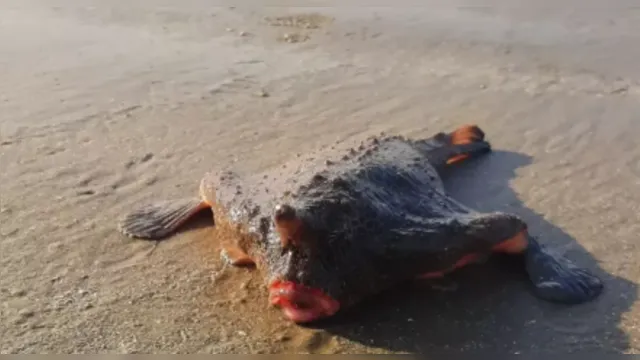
[1,0,639,354]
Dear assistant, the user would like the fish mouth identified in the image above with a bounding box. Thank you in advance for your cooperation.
[268,280,341,323]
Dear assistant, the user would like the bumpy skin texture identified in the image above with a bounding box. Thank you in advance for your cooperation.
[201,128,522,309]
[120,125,603,323]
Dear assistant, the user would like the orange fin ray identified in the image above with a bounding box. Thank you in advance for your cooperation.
[445,124,489,165]
[221,245,255,267]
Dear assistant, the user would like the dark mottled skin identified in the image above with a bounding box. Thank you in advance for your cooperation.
[202,131,522,309]
[120,125,602,322]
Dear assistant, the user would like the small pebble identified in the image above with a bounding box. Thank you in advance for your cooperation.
[19,309,35,318]
[610,86,628,94]
[141,153,154,162]
[10,289,27,297]
[237,330,247,336]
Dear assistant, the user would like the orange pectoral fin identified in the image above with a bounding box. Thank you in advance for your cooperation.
[491,230,528,254]
[450,124,485,145]
[221,245,255,267]
[416,253,482,279]
[446,154,470,165]
[445,124,487,165]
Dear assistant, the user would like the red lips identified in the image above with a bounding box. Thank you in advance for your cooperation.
[268,279,340,323]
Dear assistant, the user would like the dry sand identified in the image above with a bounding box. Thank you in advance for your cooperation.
[1,0,639,354]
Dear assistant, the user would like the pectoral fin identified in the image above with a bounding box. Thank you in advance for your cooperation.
[118,198,210,240]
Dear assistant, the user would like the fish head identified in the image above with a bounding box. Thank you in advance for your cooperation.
[263,177,384,324]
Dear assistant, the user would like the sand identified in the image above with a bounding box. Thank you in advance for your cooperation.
[1,0,639,354]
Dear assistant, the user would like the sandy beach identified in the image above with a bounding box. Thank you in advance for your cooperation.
[1,0,639,353]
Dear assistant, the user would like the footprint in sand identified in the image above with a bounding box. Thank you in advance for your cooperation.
[107,152,160,192]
